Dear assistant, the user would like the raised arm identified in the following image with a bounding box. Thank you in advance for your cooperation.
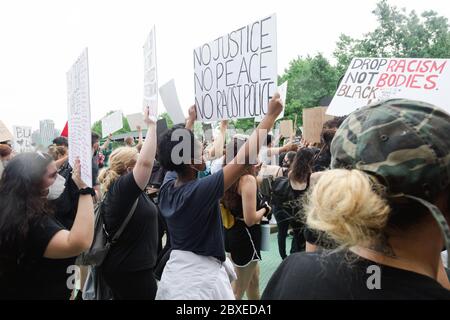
[55,155,69,169]
[222,93,283,191]
[185,105,196,131]
[133,107,157,190]
[44,158,95,259]
[99,134,112,151]
[137,126,144,144]
[266,142,297,157]
[206,120,228,160]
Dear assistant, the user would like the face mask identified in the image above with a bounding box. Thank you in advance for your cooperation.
[47,174,66,200]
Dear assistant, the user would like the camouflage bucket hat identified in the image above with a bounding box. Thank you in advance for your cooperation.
[331,99,450,266]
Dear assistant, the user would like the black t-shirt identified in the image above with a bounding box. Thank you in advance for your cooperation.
[37,175,81,300]
[102,172,159,274]
[158,170,226,262]
[0,215,65,299]
[262,250,450,300]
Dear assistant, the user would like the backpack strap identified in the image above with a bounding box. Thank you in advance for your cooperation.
[110,197,139,244]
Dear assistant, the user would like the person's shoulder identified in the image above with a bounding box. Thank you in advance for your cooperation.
[263,252,324,299]
[239,174,256,185]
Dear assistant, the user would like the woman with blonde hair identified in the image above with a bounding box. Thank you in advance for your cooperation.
[263,99,450,299]
[97,107,159,300]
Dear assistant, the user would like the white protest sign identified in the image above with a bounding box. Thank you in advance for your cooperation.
[0,120,13,143]
[13,126,33,152]
[67,48,92,188]
[327,57,450,116]
[143,26,158,118]
[127,113,146,131]
[194,14,277,121]
[101,111,123,138]
[159,79,186,124]
[255,81,287,122]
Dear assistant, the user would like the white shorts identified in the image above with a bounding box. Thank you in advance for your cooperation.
[155,250,236,300]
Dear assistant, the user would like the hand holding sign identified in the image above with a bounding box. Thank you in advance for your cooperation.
[186,105,197,130]
[72,157,88,190]
[267,92,283,118]
[143,106,156,127]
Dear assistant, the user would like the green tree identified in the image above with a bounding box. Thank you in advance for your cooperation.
[158,112,174,128]
[334,0,450,73]
[278,54,340,125]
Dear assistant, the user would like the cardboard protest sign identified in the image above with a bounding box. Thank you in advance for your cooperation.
[101,111,123,138]
[67,48,92,187]
[143,26,158,118]
[127,113,146,131]
[279,120,293,138]
[327,58,450,116]
[302,107,334,144]
[194,14,277,121]
[0,120,13,143]
[159,79,186,124]
[13,126,33,152]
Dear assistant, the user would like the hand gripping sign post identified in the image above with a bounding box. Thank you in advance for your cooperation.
[67,48,92,188]
[327,57,450,116]
[194,14,277,121]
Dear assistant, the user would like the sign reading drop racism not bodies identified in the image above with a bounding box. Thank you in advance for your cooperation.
[194,14,277,121]
[327,57,450,116]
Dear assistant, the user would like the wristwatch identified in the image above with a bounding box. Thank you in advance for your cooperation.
[78,187,96,196]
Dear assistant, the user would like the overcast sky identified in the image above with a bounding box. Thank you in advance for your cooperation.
[0,0,449,131]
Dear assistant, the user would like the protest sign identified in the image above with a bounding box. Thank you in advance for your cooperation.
[67,48,92,187]
[327,57,450,116]
[0,121,13,143]
[255,80,287,122]
[194,14,277,121]
[302,107,333,144]
[101,111,123,138]
[127,113,146,131]
[13,126,33,152]
[143,26,158,118]
[159,79,186,124]
[279,120,293,138]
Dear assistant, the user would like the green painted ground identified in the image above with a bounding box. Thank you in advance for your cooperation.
[243,232,294,299]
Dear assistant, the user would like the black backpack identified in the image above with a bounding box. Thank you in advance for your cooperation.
[76,195,138,267]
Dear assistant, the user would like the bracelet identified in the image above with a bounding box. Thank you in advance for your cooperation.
[78,187,96,196]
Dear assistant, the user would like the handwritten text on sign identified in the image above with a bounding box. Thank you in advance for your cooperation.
[327,58,450,116]
[13,126,33,153]
[67,48,92,187]
[194,14,277,121]
[143,26,158,117]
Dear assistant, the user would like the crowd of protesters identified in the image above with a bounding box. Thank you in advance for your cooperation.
[0,92,449,300]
